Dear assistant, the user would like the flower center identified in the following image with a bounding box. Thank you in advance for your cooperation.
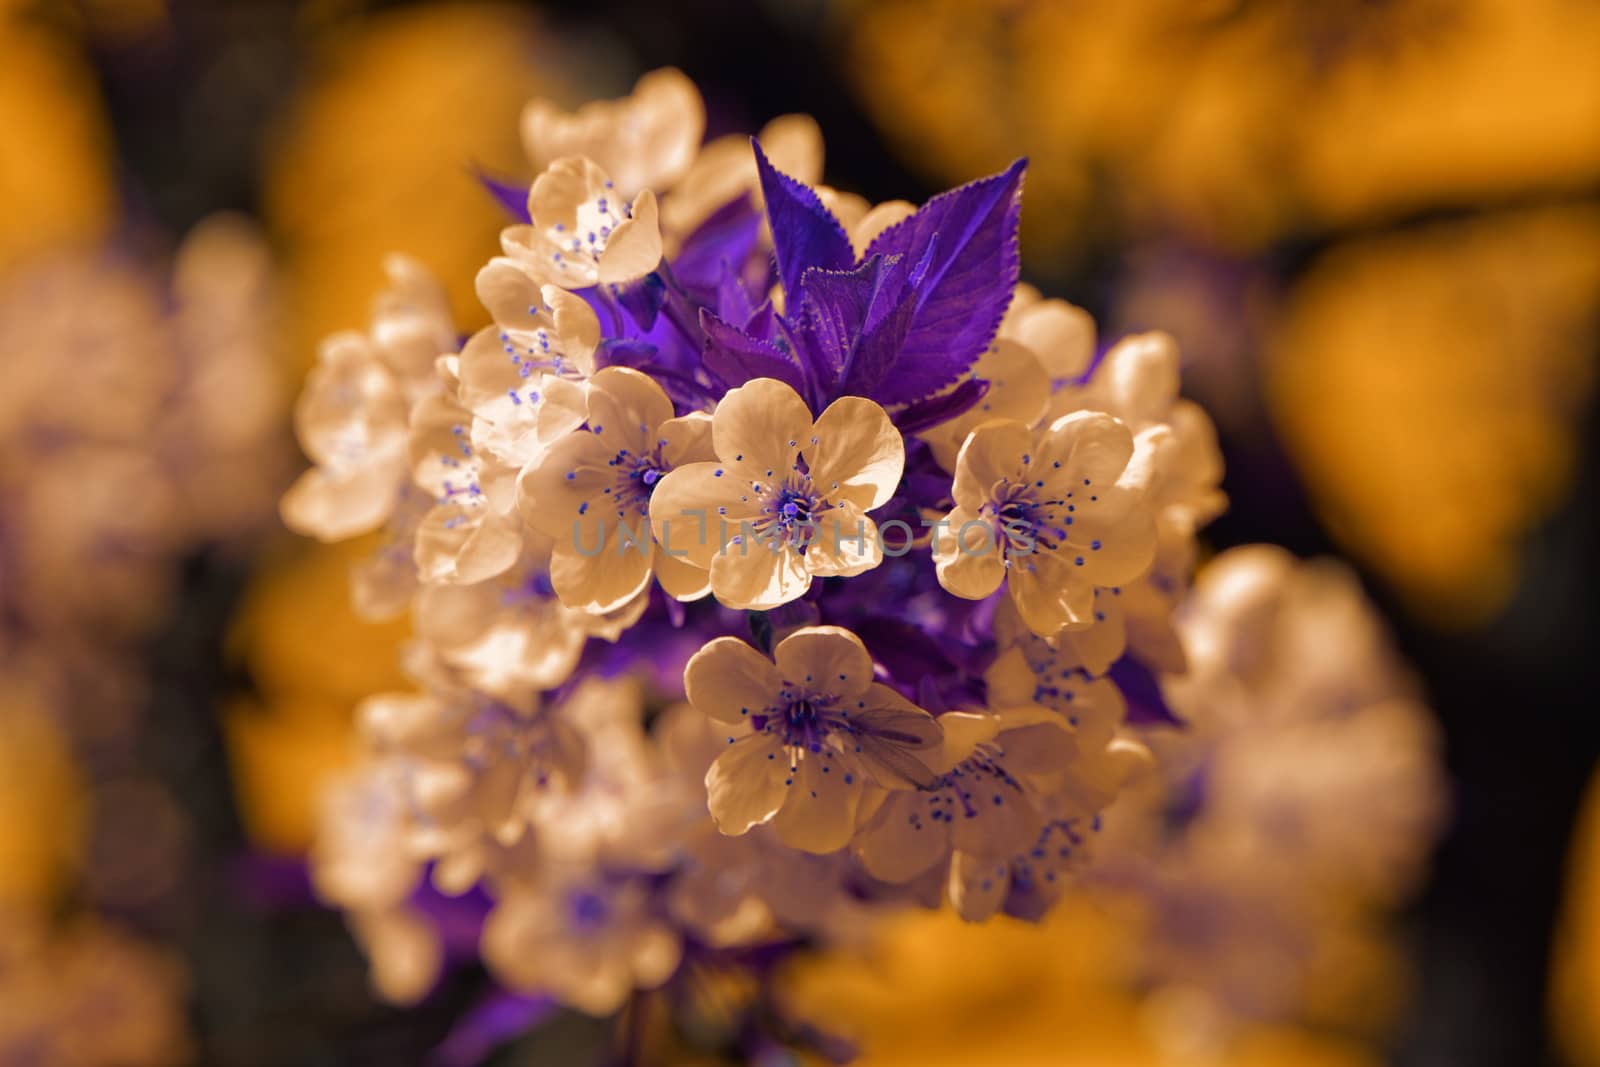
[567,888,611,932]
[986,480,1070,556]
[606,446,667,518]
[750,686,843,752]
[755,475,825,551]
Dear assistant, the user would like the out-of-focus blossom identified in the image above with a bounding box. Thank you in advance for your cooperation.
[1096,545,1448,1040]
[1266,207,1600,624]
[0,218,286,638]
[0,911,193,1067]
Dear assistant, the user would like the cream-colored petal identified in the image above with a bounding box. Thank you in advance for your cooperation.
[651,543,712,601]
[806,396,905,511]
[1010,298,1096,379]
[658,411,714,467]
[649,462,753,570]
[854,792,949,883]
[475,257,543,330]
[768,754,863,854]
[933,711,1001,773]
[772,626,874,699]
[706,735,788,835]
[921,339,1052,473]
[806,504,883,578]
[850,200,916,258]
[549,537,653,614]
[586,366,674,452]
[597,188,663,284]
[685,636,781,723]
[711,378,811,477]
[710,541,812,610]
[948,850,1009,922]
[1007,551,1082,637]
[517,430,611,543]
[933,506,1006,600]
[542,286,599,374]
[1039,410,1136,491]
[984,647,1040,709]
[950,419,1031,511]
[280,461,402,541]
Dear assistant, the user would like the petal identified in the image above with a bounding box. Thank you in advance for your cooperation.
[1067,511,1157,588]
[658,411,714,467]
[475,257,542,330]
[597,188,663,284]
[1007,552,1083,637]
[705,735,788,835]
[933,711,1001,773]
[711,378,811,477]
[947,850,1010,922]
[806,504,883,578]
[849,200,916,259]
[710,541,812,610]
[806,396,905,511]
[684,637,781,724]
[652,543,712,601]
[649,462,755,570]
[772,626,874,699]
[768,754,864,854]
[528,156,605,232]
[933,506,1006,600]
[280,461,402,541]
[586,366,674,452]
[517,430,611,543]
[950,419,1031,511]
[1102,331,1179,424]
[543,286,600,374]
[549,537,653,614]
[852,685,943,789]
[921,339,1051,473]
[854,792,950,883]
[413,508,522,586]
[984,648,1039,710]
[992,708,1079,777]
[1010,298,1095,379]
[1039,410,1135,491]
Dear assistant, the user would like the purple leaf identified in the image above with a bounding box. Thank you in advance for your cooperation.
[1109,654,1185,728]
[862,159,1026,406]
[699,307,809,396]
[754,138,853,303]
[672,193,763,291]
[431,991,557,1067]
[615,272,667,330]
[474,168,531,224]
[890,376,990,433]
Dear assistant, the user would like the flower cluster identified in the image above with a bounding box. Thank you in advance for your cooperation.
[286,68,1279,1052]
[1092,545,1448,1039]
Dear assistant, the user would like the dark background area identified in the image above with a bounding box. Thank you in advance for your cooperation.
[66,0,1600,1063]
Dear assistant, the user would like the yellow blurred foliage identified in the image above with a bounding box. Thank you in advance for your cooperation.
[0,687,86,908]
[0,8,114,272]
[843,0,1600,251]
[225,538,410,852]
[783,902,1379,1067]
[264,1,560,378]
[1552,765,1600,1067]
[1266,207,1600,625]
